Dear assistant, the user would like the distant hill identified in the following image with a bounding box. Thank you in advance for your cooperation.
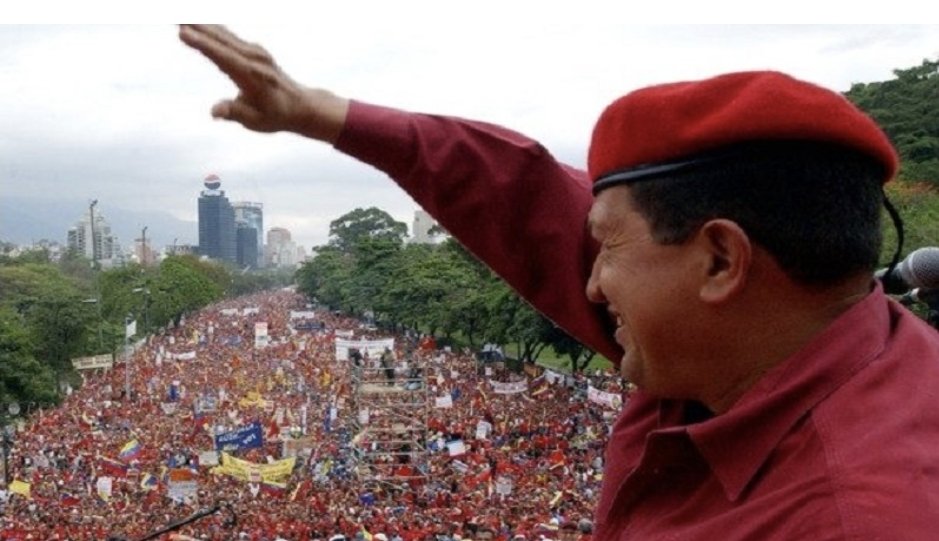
[0,196,197,250]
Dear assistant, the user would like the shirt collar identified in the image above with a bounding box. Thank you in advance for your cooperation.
[685,286,891,501]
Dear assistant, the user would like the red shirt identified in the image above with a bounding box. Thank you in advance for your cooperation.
[336,100,939,538]
[595,289,939,539]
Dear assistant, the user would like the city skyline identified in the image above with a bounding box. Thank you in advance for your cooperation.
[2,22,937,251]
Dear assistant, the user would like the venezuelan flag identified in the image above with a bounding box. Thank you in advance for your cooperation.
[99,456,129,477]
[140,472,159,491]
[119,438,142,461]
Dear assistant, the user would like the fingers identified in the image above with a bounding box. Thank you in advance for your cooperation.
[178,25,273,96]
[182,25,274,65]
[212,99,272,133]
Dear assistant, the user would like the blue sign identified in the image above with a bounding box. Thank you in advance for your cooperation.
[214,422,263,452]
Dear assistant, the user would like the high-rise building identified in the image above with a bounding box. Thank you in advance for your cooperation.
[197,174,236,264]
[266,227,299,268]
[67,204,119,266]
[233,201,264,262]
[236,223,259,269]
[411,209,440,244]
[134,237,156,266]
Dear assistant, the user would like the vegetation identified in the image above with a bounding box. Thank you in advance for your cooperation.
[296,207,601,375]
[0,248,290,410]
[846,59,939,185]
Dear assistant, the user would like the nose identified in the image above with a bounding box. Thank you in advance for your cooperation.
[586,257,606,304]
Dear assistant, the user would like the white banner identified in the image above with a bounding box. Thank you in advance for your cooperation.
[220,308,239,316]
[334,338,395,361]
[96,476,113,501]
[587,386,624,410]
[434,395,453,409]
[545,369,563,385]
[255,322,269,349]
[71,354,113,371]
[495,476,514,496]
[243,307,260,316]
[289,311,316,320]
[446,439,466,456]
[168,480,198,502]
[125,319,137,339]
[161,402,178,415]
[334,329,354,339]
[475,420,492,440]
[199,450,219,467]
[171,351,196,361]
[488,380,528,395]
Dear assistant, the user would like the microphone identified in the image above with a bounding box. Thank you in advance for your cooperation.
[900,288,939,308]
[876,247,939,294]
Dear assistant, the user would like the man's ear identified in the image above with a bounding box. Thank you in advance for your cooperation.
[694,219,752,304]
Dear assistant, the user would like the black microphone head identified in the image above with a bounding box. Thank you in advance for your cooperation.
[876,266,908,294]
[899,247,939,290]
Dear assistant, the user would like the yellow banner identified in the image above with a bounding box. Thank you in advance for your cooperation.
[214,453,295,483]
[9,480,31,499]
[238,391,267,409]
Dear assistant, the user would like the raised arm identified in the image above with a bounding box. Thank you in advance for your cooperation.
[179,24,620,363]
[178,24,347,142]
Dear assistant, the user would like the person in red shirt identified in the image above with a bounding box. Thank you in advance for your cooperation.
[180,25,939,539]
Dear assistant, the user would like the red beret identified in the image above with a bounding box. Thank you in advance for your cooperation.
[588,71,898,192]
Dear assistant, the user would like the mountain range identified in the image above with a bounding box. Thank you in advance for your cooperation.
[0,196,197,251]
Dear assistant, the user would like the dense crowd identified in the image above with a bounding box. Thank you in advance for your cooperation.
[0,290,625,540]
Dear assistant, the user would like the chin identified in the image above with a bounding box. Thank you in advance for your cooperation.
[619,353,643,385]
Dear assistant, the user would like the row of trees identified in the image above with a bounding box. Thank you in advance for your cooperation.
[296,207,599,373]
[0,248,293,409]
[846,58,939,184]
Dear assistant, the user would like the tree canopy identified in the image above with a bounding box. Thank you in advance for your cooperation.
[846,58,939,184]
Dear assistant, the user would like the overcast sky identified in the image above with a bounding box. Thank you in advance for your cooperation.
[2,16,937,250]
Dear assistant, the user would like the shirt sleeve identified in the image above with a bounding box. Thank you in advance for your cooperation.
[334,100,621,363]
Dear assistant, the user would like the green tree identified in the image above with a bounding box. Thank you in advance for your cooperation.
[297,246,355,311]
[150,256,224,327]
[0,307,58,406]
[846,58,939,184]
[327,207,408,253]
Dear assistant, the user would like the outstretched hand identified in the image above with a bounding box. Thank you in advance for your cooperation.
[178,24,348,143]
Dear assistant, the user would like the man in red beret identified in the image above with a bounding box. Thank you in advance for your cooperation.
[180,25,939,539]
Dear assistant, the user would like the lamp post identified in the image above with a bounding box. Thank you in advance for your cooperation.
[89,199,98,267]
[82,297,105,352]
[124,314,135,401]
[2,402,20,487]
[132,287,151,334]
[140,225,148,266]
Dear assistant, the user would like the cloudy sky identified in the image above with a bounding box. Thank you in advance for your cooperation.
[2,14,937,251]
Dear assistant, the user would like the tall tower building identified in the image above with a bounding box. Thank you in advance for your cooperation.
[235,223,259,269]
[266,227,298,268]
[197,174,236,264]
[67,204,119,265]
[233,201,264,262]
[411,209,438,244]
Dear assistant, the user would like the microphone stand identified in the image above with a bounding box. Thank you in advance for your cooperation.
[107,502,235,541]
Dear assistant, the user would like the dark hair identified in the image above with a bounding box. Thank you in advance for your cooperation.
[627,141,885,286]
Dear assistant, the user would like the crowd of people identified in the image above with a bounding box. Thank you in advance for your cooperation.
[0,289,624,540]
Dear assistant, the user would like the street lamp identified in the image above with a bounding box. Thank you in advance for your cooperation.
[2,402,19,487]
[124,314,136,401]
[132,287,151,332]
[82,297,105,352]
[89,199,98,267]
